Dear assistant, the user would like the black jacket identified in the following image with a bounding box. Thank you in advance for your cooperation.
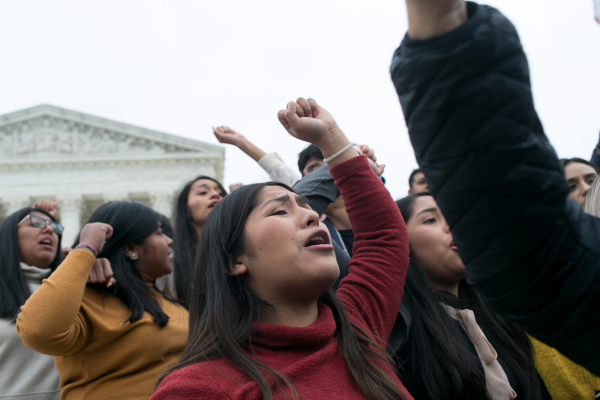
[391,2,600,375]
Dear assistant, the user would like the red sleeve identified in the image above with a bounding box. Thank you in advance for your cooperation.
[150,367,232,400]
[330,155,409,344]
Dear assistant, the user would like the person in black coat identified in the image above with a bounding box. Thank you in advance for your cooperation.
[391,0,600,375]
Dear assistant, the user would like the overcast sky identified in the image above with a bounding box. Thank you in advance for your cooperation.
[1,0,598,199]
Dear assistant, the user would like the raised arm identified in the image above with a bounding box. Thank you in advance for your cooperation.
[278,98,409,343]
[16,223,112,356]
[213,126,301,186]
[392,1,600,374]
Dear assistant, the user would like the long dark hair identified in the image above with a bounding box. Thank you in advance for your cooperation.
[160,182,406,400]
[76,201,173,327]
[395,193,541,400]
[0,208,63,320]
[173,175,227,309]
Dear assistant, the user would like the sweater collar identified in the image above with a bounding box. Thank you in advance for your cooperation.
[251,303,337,348]
[20,262,52,283]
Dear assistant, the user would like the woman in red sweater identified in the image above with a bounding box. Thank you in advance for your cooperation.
[151,98,411,400]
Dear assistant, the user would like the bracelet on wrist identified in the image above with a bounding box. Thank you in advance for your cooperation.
[75,243,98,257]
[323,143,354,163]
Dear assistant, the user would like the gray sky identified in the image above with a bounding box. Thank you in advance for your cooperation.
[1,0,598,199]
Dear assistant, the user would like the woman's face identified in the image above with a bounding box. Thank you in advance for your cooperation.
[133,226,174,280]
[187,179,225,229]
[237,186,339,305]
[405,196,465,292]
[565,162,598,208]
[17,211,59,269]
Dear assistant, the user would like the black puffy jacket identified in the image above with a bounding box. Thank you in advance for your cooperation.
[391,2,600,375]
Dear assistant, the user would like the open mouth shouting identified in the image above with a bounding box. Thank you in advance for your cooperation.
[39,236,54,250]
[304,229,334,251]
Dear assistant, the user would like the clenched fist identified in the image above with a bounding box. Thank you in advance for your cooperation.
[277,98,350,159]
[79,223,113,255]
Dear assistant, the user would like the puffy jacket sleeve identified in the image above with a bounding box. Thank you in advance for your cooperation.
[391,1,600,375]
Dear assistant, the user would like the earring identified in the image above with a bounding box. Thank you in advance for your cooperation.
[130,253,138,260]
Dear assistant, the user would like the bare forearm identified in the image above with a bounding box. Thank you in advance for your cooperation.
[236,138,267,162]
[405,0,468,39]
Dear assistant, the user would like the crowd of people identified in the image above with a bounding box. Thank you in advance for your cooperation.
[2,1,600,399]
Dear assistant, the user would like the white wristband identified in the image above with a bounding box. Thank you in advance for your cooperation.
[323,143,354,163]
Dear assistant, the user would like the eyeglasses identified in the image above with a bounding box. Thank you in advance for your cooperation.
[18,215,64,235]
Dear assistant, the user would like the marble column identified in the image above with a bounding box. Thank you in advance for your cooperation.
[2,195,31,217]
[57,194,83,247]
[149,191,174,219]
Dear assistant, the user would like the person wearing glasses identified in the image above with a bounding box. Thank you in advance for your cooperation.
[0,207,64,400]
[15,201,188,400]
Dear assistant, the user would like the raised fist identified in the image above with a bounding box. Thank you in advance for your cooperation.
[79,223,113,255]
[277,98,348,156]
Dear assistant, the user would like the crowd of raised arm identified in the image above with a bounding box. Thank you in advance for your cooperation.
[2,1,600,399]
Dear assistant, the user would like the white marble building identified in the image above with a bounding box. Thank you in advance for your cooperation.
[0,104,224,246]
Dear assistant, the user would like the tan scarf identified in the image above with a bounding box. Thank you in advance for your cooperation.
[443,304,517,400]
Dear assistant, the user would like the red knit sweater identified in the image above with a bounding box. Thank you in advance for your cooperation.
[150,155,412,400]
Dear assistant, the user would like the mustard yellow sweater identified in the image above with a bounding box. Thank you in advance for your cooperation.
[16,250,189,400]
[530,336,600,399]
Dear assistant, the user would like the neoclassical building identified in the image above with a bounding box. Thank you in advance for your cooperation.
[0,104,225,246]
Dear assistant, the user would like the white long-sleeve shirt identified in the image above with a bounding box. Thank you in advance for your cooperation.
[257,152,301,187]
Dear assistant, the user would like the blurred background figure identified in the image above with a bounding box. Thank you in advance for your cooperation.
[560,158,599,208]
[407,168,428,195]
[172,176,228,308]
[155,214,176,298]
[0,207,63,400]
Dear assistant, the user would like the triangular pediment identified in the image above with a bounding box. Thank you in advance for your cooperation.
[0,104,223,158]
